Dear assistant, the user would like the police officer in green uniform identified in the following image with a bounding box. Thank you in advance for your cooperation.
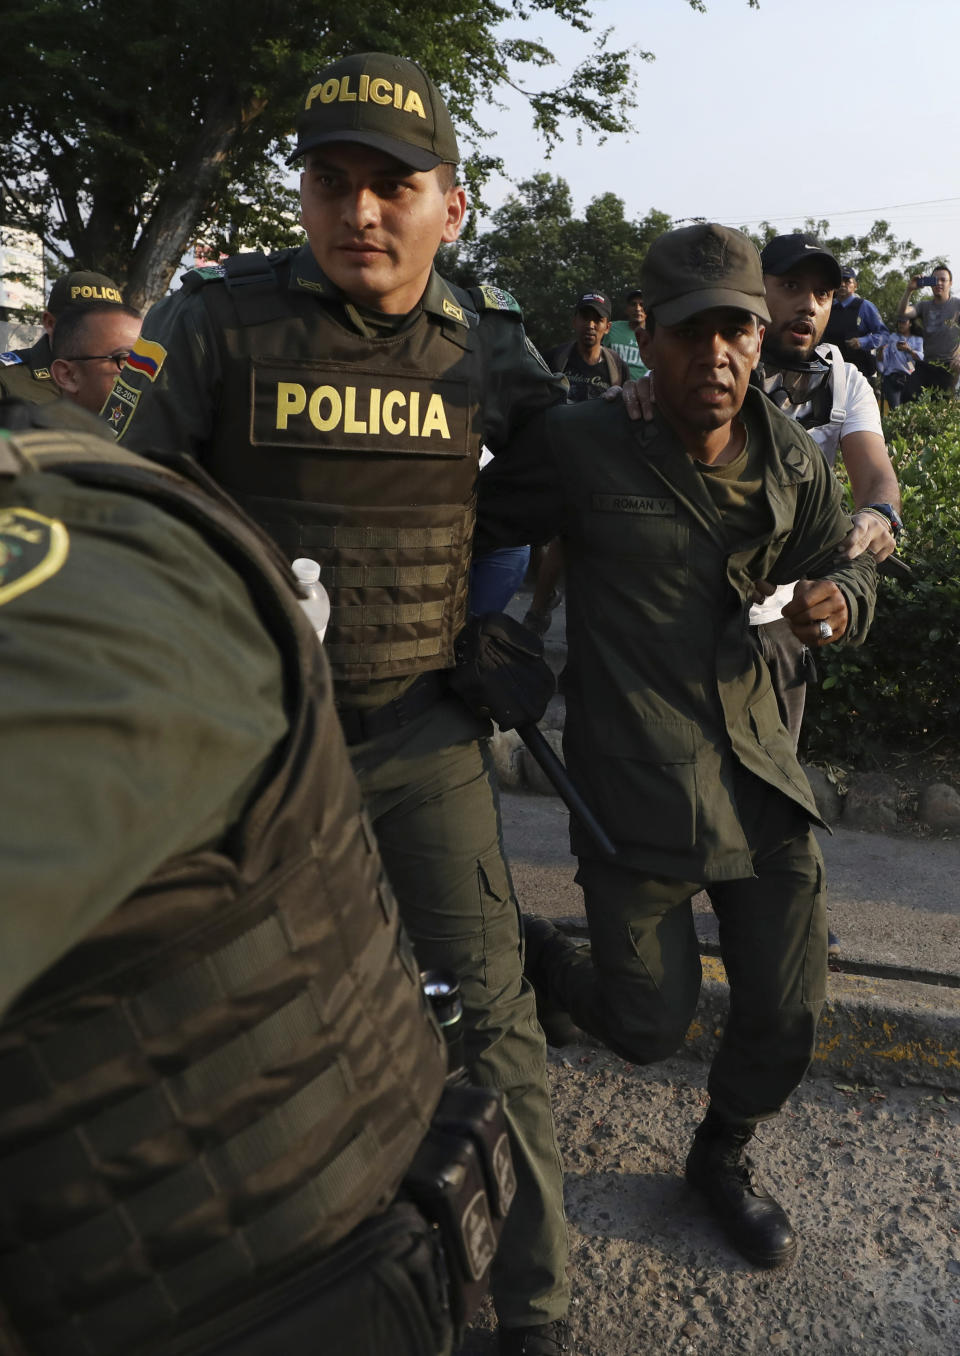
[477,225,878,1271]
[0,270,126,404]
[102,52,571,1356]
[0,398,473,1354]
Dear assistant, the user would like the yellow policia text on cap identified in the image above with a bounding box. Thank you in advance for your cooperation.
[304,74,427,120]
[68,284,123,305]
[289,52,460,172]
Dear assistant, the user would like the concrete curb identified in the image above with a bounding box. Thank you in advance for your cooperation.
[551,918,960,1092]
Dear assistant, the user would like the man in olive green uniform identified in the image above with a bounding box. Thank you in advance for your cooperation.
[102,52,571,1356]
[0,399,454,1354]
[0,269,126,404]
[478,225,877,1271]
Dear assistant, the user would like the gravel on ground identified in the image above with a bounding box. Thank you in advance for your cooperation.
[459,1043,960,1356]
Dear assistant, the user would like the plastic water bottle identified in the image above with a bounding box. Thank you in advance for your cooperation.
[291,557,331,642]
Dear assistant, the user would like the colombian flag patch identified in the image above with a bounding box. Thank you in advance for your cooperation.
[124,336,167,382]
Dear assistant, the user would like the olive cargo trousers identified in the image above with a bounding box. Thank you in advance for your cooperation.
[349,703,569,1328]
[542,781,828,1128]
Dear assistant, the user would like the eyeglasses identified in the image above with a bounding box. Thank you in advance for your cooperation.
[64,352,131,371]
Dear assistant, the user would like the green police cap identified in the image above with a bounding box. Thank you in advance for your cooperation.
[288,52,460,171]
[642,224,771,327]
[47,271,125,316]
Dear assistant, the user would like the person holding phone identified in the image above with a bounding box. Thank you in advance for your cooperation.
[898,266,960,392]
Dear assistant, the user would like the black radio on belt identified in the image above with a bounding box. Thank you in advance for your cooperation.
[402,1085,514,1330]
[406,971,517,1330]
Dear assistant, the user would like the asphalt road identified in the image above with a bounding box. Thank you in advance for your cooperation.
[499,788,960,982]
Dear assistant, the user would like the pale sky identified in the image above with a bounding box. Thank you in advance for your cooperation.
[476,0,960,283]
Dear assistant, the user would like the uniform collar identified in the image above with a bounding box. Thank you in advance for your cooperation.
[289,245,339,299]
[420,271,471,328]
[289,251,470,330]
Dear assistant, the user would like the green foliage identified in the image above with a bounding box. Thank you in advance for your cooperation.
[0,0,641,308]
[443,172,671,350]
[804,393,960,759]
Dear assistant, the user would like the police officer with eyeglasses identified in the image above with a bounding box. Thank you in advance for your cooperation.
[0,270,128,404]
[50,300,142,411]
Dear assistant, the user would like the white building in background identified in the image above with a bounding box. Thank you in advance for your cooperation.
[0,227,44,350]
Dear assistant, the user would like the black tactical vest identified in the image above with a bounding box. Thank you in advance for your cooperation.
[823,296,876,379]
[189,252,485,684]
[0,429,446,1356]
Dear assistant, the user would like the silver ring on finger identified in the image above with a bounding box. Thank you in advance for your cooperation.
[818,620,833,640]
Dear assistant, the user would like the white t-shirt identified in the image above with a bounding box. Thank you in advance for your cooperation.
[750,343,882,625]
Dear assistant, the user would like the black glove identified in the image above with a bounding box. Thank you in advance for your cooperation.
[449,612,556,731]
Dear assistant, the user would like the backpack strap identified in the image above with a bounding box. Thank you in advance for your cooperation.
[602,347,621,387]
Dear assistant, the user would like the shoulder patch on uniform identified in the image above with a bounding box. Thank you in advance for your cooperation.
[477,285,523,316]
[0,352,24,367]
[102,379,141,440]
[0,507,69,606]
[123,336,167,382]
[524,336,553,374]
[180,264,225,293]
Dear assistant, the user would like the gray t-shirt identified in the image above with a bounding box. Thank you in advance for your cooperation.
[915,296,960,361]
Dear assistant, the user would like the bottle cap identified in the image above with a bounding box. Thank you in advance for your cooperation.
[292,557,321,585]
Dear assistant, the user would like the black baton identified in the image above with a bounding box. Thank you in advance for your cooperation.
[516,723,618,860]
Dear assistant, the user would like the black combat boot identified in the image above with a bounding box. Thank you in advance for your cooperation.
[522,916,583,1047]
[685,1110,797,1268]
[498,1317,573,1354]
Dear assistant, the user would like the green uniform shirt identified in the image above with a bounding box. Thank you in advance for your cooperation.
[0,334,60,405]
[0,467,287,1010]
[477,387,877,880]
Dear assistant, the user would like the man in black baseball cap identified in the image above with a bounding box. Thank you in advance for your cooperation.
[105,49,572,1356]
[0,269,125,405]
[477,221,877,1274]
[752,233,899,734]
[544,290,625,404]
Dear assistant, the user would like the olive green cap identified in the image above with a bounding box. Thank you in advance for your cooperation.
[288,52,460,171]
[642,224,771,326]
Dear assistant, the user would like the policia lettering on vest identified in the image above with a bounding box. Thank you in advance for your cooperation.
[102,50,572,1356]
[0,399,513,1356]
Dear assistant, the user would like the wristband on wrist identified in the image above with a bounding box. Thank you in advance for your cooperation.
[861,502,903,539]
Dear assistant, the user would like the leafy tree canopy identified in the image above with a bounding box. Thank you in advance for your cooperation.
[0,0,662,310]
[0,0,762,312]
[439,172,671,351]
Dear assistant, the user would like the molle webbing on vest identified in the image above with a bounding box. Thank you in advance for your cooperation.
[0,437,446,1356]
[197,257,483,683]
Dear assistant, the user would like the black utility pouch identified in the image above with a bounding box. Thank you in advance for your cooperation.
[431,1083,517,1221]
[188,1201,453,1356]
[402,1086,514,1332]
[403,1128,499,1332]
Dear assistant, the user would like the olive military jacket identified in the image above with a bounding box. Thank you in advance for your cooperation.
[477,387,878,880]
[0,333,59,404]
